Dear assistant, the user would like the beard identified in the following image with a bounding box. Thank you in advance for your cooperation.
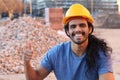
[70,31,88,44]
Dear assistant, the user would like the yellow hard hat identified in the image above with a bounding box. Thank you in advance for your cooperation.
[63,3,94,24]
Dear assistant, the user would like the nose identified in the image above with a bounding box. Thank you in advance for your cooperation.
[75,25,82,31]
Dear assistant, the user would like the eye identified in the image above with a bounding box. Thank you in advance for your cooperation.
[69,24,76,29]
[79,23,86,28]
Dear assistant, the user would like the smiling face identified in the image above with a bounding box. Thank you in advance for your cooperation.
[66,18,92,45]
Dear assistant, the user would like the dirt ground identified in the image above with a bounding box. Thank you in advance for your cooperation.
[0,28,120,80]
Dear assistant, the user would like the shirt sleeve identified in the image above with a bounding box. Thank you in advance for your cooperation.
[40,46,57,72]
[98,51,113,74]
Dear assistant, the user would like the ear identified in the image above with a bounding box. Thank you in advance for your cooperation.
[66,30,70,36]
[88,26,93,34]
[64,24,70,37]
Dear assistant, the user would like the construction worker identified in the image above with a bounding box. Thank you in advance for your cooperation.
[24,3,114,80]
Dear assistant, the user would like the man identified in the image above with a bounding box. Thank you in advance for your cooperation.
[24,3,114,80]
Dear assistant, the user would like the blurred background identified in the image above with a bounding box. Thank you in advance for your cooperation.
[0,0,120,29]
[0,0,118,17]
[0,0,120,80]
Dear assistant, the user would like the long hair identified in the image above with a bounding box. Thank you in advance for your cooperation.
[86,34,112,73]
[64,21,112,75]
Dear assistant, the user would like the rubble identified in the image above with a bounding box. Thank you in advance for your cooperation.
[0,16,69,75]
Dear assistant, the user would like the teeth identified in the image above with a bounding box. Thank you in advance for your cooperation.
[75,34,82,36]
[75,34,82,37]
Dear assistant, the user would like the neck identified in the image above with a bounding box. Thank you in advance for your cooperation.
[71,39,88,56]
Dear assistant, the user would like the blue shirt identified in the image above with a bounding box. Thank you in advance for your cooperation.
[41,41,113,80]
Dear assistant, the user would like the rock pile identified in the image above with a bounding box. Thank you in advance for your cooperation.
[0,17,69,75]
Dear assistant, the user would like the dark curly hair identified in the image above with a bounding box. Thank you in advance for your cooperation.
[64,21,112,76]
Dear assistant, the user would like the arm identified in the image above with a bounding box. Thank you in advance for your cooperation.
[24,42,50,80]
[24,60,49,80]
[99,72,114,80]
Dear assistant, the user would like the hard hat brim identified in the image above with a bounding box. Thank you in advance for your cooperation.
[63,16,94,25]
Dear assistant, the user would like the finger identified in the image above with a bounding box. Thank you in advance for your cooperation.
[28,41,33,51]
[24,55,32,62]
[23,44,26,50]
[24,50,33,60]
[24,53,32,58]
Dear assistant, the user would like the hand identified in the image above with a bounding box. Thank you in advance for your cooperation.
[23,42,33,63]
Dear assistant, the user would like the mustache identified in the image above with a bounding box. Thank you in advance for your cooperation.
[72,31,85,36]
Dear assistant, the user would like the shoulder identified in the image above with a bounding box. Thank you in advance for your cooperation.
[97,50,113,74]
[98,50,111,59]
[48,41,70,53]
[96,49,112,67]
[40,41,71,72]
[46,41,71,56]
